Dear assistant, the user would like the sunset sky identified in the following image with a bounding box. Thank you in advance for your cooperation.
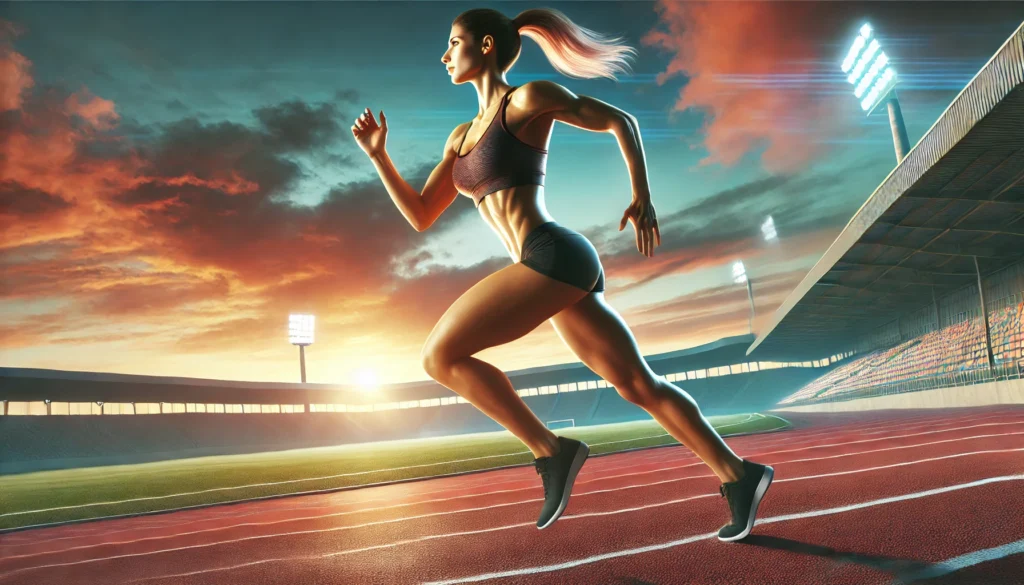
[2,2,1022,388]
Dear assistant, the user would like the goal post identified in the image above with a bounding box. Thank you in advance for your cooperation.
[546,418,575,430]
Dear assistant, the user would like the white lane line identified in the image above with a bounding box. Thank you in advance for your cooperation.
[577,425,1024,487]
[7,431,1023,564]
[7,445,1022,579]
[592,411,1017,471]
[417,475,1024,585]
[893,537,1024,583]
[126,474,1024,584]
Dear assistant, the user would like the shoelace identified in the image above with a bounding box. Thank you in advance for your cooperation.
[535,459,551,498]
[719,483,741,518]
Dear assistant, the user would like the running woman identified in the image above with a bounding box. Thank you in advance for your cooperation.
[351,7,773,541]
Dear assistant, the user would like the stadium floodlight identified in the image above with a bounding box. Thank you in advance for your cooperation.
[761,216,778,242]
[732,261,757,334]
[732,261,747,284]
[289,314,315,345]
[841,22,910,162]
[288,314,315,414]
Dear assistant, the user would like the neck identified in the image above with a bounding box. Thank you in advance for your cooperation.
[469,72,512,118]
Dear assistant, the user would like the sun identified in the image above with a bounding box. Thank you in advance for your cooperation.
[354,369,379,391]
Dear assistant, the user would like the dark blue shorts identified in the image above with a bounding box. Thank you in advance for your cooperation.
[520,221,605,293]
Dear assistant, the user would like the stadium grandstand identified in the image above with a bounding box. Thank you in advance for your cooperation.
[751,22,1024,408]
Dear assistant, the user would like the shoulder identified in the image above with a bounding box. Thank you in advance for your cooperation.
[516,80,579,112]
[448,121,472,140]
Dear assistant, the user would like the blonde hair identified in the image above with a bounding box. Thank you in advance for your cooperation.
[454,8,636,81]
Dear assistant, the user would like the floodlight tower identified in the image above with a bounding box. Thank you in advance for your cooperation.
[289,313,315,412]
[841,23,910,162]
[733,217,779,335]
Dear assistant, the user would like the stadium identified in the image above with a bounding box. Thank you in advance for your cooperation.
[1,19,1023,585]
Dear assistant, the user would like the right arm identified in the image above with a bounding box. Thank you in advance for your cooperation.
[354,108,464,232]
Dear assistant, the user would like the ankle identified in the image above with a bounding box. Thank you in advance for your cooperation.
[533,435,561,459]
[721,459,745,483]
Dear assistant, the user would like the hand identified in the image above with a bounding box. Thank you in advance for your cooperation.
[352,107,387,157]
[619,195,661,258]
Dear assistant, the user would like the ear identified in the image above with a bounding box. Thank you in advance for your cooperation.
[481,34,494,54]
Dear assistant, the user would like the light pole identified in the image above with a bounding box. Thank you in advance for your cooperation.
[733,261,755,335]
[289,313,315,413]
[841,23,909,163]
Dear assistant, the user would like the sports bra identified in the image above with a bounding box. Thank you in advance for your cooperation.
[451,86,548,207]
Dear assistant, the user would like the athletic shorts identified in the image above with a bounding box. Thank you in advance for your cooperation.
[520,221,605,294]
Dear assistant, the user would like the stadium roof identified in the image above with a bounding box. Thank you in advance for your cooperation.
[749,21,1024,360]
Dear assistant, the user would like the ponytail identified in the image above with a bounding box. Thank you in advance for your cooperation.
[455,8,636,81]
[514,9,636,81]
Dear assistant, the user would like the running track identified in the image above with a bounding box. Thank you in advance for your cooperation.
[1,405,1023,584]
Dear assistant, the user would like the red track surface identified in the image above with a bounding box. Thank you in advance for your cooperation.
[2,405,1023,584]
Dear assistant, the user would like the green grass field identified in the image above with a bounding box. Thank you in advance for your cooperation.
[0,412,789,531]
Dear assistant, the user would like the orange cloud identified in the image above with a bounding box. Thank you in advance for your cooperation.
[0,20,33,112]
[642,2,849,173]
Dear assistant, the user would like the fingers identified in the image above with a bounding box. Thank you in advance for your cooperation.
[363,108,378,128]
[621,201,660,257]
[353,108,378,133]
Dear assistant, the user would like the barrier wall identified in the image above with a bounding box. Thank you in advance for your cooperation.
[771,379,1024,413]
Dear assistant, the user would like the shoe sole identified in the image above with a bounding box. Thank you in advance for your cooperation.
[718,465,774,542]
[538,441,590,530]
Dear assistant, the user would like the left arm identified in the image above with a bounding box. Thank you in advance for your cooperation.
[523,80,651,199]
[522,80,660,257]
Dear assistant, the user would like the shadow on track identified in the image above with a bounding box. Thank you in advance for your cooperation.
[740,535,935,581]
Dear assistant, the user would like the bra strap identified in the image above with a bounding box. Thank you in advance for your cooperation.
[501,86,518,128]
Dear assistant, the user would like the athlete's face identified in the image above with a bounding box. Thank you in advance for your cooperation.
[441,24,489,84]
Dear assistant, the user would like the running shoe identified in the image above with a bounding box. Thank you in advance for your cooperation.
[534,436,590,529]
[718,459,774,542]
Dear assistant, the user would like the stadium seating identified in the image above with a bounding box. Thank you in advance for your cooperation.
[780,299,1024,405]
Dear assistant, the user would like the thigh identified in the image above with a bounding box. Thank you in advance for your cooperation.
[548,293,656,386]
[425,262,590,360]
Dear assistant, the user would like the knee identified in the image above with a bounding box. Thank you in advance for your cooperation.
[614,375,665,407]
[420,341,453,381]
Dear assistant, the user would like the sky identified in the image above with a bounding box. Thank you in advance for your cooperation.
[2,1,1023,388]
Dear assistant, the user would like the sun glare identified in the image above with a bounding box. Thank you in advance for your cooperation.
[355,369,379,391]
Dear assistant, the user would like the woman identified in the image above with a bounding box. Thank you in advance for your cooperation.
[351,7,773,541]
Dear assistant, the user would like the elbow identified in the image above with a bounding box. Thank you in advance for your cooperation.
[610,113,637,134]
[413,212,430,232]
[620,113,638,131]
